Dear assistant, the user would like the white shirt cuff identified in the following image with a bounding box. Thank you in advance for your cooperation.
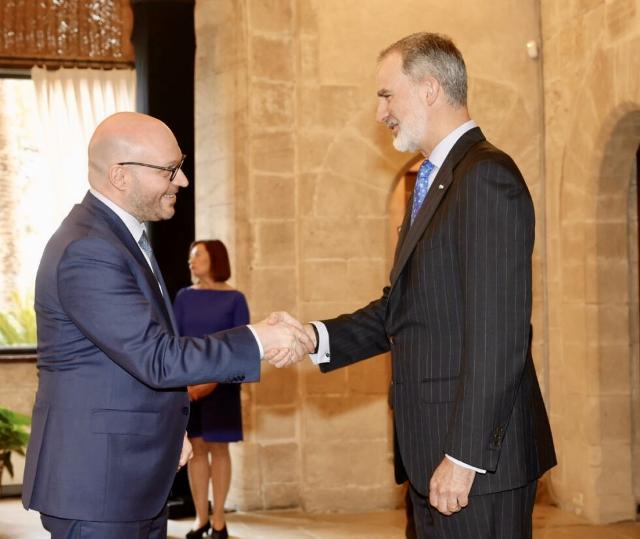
[246,324,264,359]
[445,454,486,474]
[308,321,331,364]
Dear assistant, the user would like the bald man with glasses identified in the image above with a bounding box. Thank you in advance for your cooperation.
[22,112,312,539]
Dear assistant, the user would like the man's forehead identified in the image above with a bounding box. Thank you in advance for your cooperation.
[134,129,180,156]
[376,52,405,88]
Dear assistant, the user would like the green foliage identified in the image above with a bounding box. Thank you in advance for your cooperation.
[0,407,30,479]
[0,291,36,346]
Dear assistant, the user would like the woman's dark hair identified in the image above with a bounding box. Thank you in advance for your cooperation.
[190,239,231,282]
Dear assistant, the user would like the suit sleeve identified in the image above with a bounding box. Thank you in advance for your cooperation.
[57,238,261,389]
[320,287,391,372]
[445,158,534,472]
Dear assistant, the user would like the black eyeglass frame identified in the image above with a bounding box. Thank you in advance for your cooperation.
[116,154,187,182]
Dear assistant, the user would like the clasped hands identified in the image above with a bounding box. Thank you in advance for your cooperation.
[252,311,316,368]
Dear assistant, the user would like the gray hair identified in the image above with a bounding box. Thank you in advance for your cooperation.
[379,32,467,107]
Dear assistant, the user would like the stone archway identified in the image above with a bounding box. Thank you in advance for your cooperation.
[552,37,640,522]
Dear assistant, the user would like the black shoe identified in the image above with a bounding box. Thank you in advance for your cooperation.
[186,522,210,539]
[208,525,229,539]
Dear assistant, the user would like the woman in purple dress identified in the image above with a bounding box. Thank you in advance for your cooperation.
[174,240,248,539]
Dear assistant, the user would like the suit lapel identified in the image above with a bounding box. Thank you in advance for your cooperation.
[390,128,486,286]
[82,193,178,334]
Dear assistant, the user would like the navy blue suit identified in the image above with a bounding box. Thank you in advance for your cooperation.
[22,192,260,523]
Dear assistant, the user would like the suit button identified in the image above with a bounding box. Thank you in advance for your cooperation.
[389,336,396,345]
[182,407,189,415]
[491,425,505,447]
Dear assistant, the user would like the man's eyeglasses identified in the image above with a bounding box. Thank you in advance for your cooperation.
[117,154,186,182]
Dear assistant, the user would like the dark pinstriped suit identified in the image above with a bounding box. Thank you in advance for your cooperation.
[320,127,555,536]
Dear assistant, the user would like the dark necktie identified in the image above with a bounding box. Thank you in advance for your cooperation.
[138,231,164,295]
[410,159,436,224]
[137,231,180,334]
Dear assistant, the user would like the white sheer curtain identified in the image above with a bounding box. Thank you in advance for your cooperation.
[30,67,136,227]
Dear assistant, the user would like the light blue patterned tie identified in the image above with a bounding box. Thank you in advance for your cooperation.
[410,159,436,224]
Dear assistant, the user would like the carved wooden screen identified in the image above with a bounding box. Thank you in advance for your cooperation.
[0,0,134,68]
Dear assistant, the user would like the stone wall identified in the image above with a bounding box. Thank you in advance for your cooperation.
[540,0,640,523]
[195,0,546,512]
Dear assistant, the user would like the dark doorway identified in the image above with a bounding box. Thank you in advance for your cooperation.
[131,0,196,301]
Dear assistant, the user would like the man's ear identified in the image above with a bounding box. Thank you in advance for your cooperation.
[108,164,127,191]
[423,76,440,105]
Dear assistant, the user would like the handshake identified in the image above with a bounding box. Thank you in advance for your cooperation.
[252,312,317,368]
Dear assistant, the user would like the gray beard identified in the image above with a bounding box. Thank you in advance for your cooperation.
[393,134,421,152]
[392,123,423,152]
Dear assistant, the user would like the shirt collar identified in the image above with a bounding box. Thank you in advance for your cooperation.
[427,119,478,169]
[89,188,147,243]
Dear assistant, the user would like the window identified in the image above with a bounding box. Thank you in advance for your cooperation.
[0,74,42,348]
[0,67,136,351]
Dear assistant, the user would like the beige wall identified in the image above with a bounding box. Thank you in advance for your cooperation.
[540,0,640,523]
[195,0,546,513]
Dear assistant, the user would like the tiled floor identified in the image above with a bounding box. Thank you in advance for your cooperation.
[1,499,640,538]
